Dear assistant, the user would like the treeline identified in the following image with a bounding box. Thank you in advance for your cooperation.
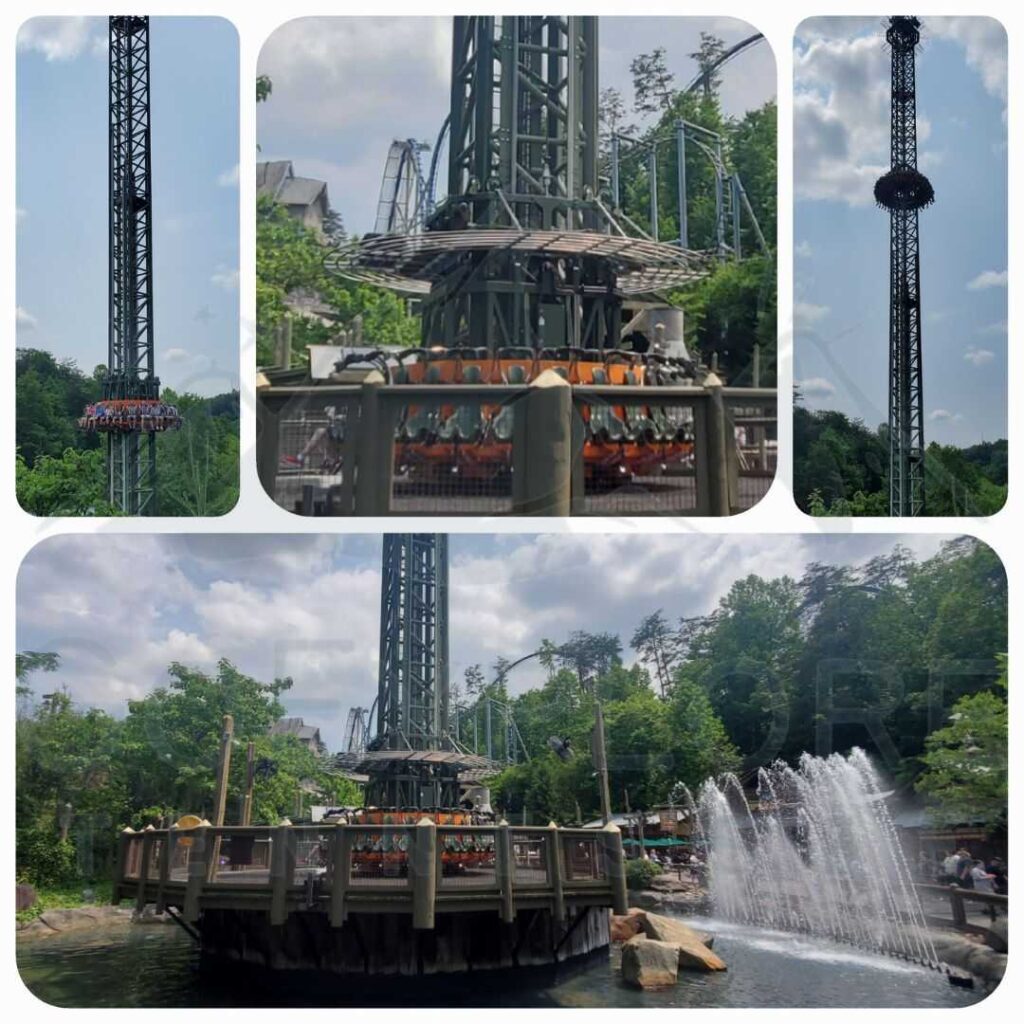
[487,538,1005,825]
[16,658,360,890]
[15,348,240,516]
[795,405,1008,516]
[604,38,777,383]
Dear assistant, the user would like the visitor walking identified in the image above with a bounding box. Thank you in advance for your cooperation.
[940,849,961,885]
[970,860,999,920]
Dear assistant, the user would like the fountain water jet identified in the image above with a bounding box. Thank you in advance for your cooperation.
[691,750,938,966]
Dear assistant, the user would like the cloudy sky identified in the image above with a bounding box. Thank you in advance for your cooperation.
[16,17,239,396]
[18,532,958,752]
[257,16,776,236]
[794,17,1007,447]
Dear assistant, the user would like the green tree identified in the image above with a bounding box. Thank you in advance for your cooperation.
[16,448,121,516]
[915,657,1006,826]
[256,196,419,365]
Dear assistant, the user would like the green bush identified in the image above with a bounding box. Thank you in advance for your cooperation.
[625,855,663,890]
[16,828,79,887]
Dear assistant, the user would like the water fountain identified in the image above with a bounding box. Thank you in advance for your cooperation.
[684,749,938,966]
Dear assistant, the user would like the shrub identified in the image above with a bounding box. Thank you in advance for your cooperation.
[16,828,79,887]
[625,855,663,890]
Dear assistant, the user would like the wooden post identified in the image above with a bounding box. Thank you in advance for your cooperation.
[704,373,730,516]
[270,824,295,926]
[183,826,208,924]
[353,374,393,516]
[256,395,281,501]
[512,370,572,515]
[412,817,437,930]
[603,822,629,915]
[113,828,133,902]
[497,819,515,924]
[208,714,234,882]
[592,701,612,826]
[329,825,353,927]
[950,885,967,928]
[547,822,565,924]
[135,828,155,914]
[155,830,172,913]
[241,741,255,826]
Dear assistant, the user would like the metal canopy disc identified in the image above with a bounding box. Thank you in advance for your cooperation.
[326,228,711,296]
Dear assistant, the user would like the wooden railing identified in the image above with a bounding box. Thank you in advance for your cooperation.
[114,819,628,929]
[915,883,1008,952]
[257,378,776,516]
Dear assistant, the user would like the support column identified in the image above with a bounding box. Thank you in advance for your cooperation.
[511,370,572,515]
[413,817,437,930]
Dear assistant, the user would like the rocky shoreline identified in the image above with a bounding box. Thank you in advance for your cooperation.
[17,903,175,940]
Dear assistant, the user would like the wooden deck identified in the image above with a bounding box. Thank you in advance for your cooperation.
[114,820,628,931]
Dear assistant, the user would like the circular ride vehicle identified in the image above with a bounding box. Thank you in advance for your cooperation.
[347,806,496,877]
[78,398,183,434]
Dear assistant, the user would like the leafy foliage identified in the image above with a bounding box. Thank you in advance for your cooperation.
[15,348,239,516]
[795,405,1007,515]
[15,656,358,890]
[608,41,776,383]
[915,657,1007,826]
[626,856,662,890]
[256,196,420,365]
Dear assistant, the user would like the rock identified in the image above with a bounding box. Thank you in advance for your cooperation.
[639,910,716,952]
[17,918,57,937]
[621,935,680,989]
[639,911,725,971]
[610,912,645,943]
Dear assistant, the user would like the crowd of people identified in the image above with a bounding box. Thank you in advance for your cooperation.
[78,400,182,433]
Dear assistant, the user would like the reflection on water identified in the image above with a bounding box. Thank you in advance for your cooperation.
[17,914,982,1009]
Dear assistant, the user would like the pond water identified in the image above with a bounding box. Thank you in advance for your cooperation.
[17,914,985,1009]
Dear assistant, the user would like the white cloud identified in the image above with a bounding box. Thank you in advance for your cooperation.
[16,307,38,331]
[794,31,899,205]
[797,377,836,399]
[930,409,963,422]
[19,534,952,749]
[978,320,1007,336]
[165,347,191,363]
[966,269,1007,291]
[17,17,104,62]
[217,165,240,187]
[795,241,814,258]
[963,347,994,367]
[794,301,830,328]
[930,17,1007,104]
[211,268,239,291]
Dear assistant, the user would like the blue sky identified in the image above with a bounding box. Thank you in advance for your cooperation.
[16,16,239,397]
[18,532,953,752]
[794,17,1007,447]
[257,16,776,237]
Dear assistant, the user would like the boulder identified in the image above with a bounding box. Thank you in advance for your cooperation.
[639,911,725,971]
[610,912,645,943]
[621,935,680,989]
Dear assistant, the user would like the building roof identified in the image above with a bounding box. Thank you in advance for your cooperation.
[269,717,322,744]
[257,160,329,213]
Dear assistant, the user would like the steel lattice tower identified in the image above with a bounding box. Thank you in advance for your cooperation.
[370,535,451,805]
[107,16,159,514]
[874,16,934,516]
[423,16,616,350]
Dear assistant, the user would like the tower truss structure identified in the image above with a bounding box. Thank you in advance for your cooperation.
[330,15,706,351]
[370,534,455,806]
[874,15,933,517]
[107,15,159,514]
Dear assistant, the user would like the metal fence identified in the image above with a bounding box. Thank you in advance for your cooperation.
[257,380,776,517]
